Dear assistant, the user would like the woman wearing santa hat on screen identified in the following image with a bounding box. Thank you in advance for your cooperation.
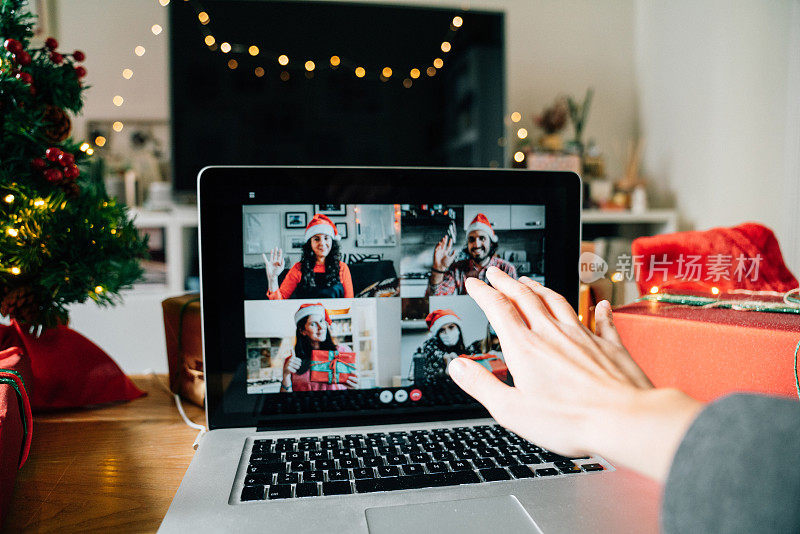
[281,303,359,392]
[412,309,473,386]
[263,213,354,299]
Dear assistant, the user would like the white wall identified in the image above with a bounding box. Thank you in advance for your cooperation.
[635,0,800,274]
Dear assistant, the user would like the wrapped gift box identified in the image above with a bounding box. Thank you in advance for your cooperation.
[613,296,800,402]
[310,350,356,384]
[460,354,509,382]
[0,347,32,526]
[162,294,204,407]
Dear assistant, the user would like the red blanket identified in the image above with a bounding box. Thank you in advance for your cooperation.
[631,222,798,294]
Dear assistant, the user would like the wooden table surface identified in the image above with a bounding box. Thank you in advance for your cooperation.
[5,375,205,533]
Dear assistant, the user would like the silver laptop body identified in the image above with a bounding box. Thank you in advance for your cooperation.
[159,167,660,533]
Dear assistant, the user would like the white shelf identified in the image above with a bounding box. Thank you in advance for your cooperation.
[582,209,677,234]
[129,205,199,295]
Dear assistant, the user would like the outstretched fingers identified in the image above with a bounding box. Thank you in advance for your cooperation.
[485,267,556,332]
[448,357,517,422]
[465,276,529,345]
[519,276,580,324]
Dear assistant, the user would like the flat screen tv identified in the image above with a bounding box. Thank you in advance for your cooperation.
[169,0,505,194]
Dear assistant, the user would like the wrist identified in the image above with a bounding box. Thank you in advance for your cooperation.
[586,388,703,482]
[431,267,447,274]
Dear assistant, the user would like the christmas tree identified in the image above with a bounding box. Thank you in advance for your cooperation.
[1,0,146,331]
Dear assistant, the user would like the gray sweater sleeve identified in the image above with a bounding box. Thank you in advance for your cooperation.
[662,393,800,533]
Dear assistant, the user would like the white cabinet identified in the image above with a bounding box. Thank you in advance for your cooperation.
[463,205,545,231]
[510,205,545,229]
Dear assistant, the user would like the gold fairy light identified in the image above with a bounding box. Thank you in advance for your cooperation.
[513,151,525,163]
[159,0,170,6]
[248,45,259,56]
[426,66,436,76]
[112,121,124,132]
[228,59,238,69]
[86,148,95,155]
[10,267,20,275]
[441,41,451,53]
[403,78,412,88]
[452,16,463,28]
[135,45,146,56]
[3,194,13,203]
[517,128,528,139]
[330,56,340,67]
[410,68,420,79]
[305,60,315,71]
[510,111,521,123]
[254,66,264,77]
[382,67,392,78]
[80,142,90,151]
[220,42,231,53]
[6,228,18,237]
[278,54,289,66]
[280,71,290,81]
[151,24,163,35]
[95,136,107,147]
[433,58,443,69]
[355,67,365,78]
[198,12,210,24]
[204,35,215,46]
[113,95,124,106]
[122,68,133,79]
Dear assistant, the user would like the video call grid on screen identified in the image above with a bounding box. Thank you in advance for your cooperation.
[242,204,545,395]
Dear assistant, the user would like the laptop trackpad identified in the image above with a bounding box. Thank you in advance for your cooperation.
[365,495,543,534]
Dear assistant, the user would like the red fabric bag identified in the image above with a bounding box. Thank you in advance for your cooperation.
[0,320,144,410]
[631,223,798,295]
[459,354,509,381]
[0,347,32,526]
[309,350,356,384]
[614,297,800,402]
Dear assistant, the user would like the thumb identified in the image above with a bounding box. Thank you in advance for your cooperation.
[448,358,514,414]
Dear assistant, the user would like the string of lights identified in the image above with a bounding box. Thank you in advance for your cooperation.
[92,0,525,164]
[182,0,464,89]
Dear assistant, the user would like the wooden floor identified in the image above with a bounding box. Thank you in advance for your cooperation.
[4,375,205,533]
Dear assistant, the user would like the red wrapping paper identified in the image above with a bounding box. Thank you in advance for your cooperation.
[613,300,800,402]
[0,347,32,527]
[309,350,357,384]
[460,354,509,381]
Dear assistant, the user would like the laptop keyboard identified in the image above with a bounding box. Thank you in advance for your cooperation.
[238,424,605,501]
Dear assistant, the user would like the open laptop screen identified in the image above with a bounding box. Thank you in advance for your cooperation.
[242,204,544,398]
[199,167,580,429]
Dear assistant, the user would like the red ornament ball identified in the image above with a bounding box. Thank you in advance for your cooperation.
[45,37,58,50]
[30,158,47,171]
[50,52,63,64]
[43,168,63,183]
[57,152,75,167]
[14,71,32,85]
[72,50,85,62]
[63,165,80,179]
[3,38,22,54]
[45,147,62,161]
[14,51,31,66]
[74,65,87,78]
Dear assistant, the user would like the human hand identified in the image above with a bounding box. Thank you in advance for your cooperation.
[432,236,456,272]
[443,353,459,366]
[448,267,703,481]
[285,355,302,374]
[344,376,359,389]
[262,248,285,280]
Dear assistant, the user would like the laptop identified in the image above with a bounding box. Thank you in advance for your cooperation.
[160,167,660,533]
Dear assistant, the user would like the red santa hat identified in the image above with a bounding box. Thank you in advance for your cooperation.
[467,213,498,242]
[304,213,341,243]
[425,309,463,335]
[294,303,332,326]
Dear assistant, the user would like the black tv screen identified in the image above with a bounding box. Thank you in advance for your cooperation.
[169,0,505,193]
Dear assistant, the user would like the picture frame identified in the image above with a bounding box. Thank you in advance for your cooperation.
[314,204,347,216]
[284,211,307,229]
[285,236,306,251]
[335,222,348,239]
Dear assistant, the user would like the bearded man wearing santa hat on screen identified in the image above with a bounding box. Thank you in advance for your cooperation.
[426,213,517,296]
